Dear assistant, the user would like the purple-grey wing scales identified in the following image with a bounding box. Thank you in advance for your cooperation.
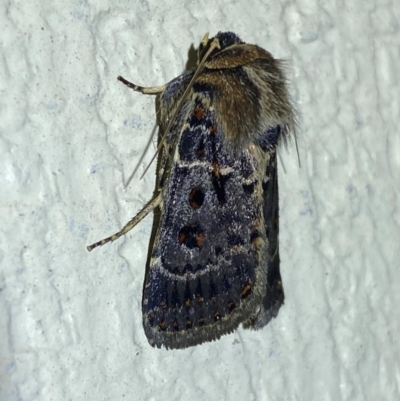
[142,90,280,348]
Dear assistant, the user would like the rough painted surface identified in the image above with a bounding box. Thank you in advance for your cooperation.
[1,1,399,400]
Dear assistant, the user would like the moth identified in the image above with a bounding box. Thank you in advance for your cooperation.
[88,32,295,349]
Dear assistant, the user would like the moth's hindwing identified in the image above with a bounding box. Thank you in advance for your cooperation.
[252,150,284,328]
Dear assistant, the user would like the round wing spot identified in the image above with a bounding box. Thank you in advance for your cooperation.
[178,225,205,249]
[189,187,205,209]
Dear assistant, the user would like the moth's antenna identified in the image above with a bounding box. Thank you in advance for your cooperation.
[280,122,300,174]
[278,151,287,174]
[124,120,159,188]
[139,137,164,179]
[139,34,221,179]
[295,133,301,168]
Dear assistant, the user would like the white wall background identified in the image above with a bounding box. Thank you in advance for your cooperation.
[1,1,399,400]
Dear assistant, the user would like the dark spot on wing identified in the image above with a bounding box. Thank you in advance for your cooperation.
[178,225,205,249]
[189,187,205,209]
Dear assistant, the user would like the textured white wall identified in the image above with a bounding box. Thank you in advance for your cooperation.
[1,1,399,400]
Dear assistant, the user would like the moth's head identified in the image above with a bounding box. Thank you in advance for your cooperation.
[197,32,244,64]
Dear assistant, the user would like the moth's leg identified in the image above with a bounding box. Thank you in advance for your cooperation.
[117,76,166,94]
[87,195,162,252]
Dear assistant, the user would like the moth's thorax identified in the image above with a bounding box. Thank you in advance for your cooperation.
[160,43,294,154]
